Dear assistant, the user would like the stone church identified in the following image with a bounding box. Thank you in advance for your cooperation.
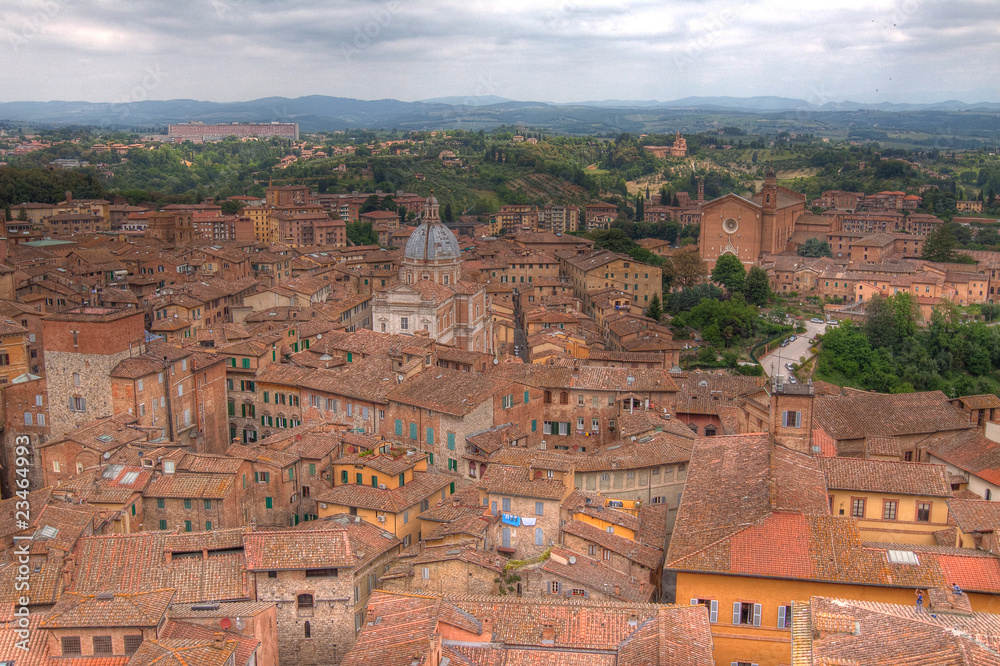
[698,169,806,268]
[372,193,492,352]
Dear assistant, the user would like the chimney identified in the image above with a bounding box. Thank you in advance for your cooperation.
[480,617,494,641]
[541,624,555,643]
[65,190,72,203]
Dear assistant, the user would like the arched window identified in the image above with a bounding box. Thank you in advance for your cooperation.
[987,489,993,501]
[297,593,313,608]
[304,621,311,638]
[535,527,544,546]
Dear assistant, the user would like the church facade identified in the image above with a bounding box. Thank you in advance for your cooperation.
[698,170,806,268]
[372,194,492,352]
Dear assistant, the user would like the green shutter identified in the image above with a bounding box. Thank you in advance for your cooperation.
[426,427,434,445]
[159,519,167,530]
[184,520,191,532]
[264,392,269,403]
[524,390,529,403]
[399,473,405,487]
[395,419,402,435]
[347,352,353,362]
[265,497,273,509]
[410,423,417,440]
[356,472,363,484]
[447,432,455,450]
[450,482,455,494]
[372,475,378,487]
[428,453,434,465]
[532,419,537,432]
[341,470,348,484]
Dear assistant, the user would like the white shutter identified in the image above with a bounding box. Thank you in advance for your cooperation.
[733,602,742,625]
[782,411,789,427]
[690,598,699,606]
[795,411,802,428]
[753,603,762,626]
[709,600,718,623]
[778,604,787,629]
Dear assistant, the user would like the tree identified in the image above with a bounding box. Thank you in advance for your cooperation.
[219,199,243,215]
[443,202,454,223]
[798,237,833,258]
[645,293,663,322]
[672,247,707,288]
[634,194,644,221]
[16,207,28,222]
[710,254,745,293]
[744,265,771,306]
[922,222,962,263]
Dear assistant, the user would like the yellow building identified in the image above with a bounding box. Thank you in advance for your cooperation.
[314,444,455,548]
[560,250,662,311]
[821,457,952,545]
[667,433,1000,666]
[0,319,30,383]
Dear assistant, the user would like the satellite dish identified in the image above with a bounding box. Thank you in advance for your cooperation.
[103,452,111,459]
[220,618,232,630]
[568,556,576,564]
[316,333,322,340]
[493,358,499,364]
[235,616,245,631]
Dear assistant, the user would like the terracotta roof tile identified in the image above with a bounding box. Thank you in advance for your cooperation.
[43,589,175,628]
[815,390,971,440]
[820,458,952,497]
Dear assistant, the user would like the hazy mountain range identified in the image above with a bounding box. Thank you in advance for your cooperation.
[1,95,998,134]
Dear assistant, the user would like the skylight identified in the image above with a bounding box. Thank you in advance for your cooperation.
[887,550,919,565]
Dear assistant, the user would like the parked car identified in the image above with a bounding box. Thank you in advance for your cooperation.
[810,318,824,323]
[788,376,798,384]
[789,335,797,342]
[785,363,794,370]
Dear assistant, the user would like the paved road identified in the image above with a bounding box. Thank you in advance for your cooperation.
[760,320,829,380]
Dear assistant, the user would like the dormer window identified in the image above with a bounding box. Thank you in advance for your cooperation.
[163,460,175,474]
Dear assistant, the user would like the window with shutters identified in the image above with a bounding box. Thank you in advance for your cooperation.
[691,599,719,623]
[502,497,511,512]
[535,527,543,545]
[916,502,931,522]
[851,497,866,517]
[733,601,762,626]
[535,501,544,516]
[777,604,793,629]
[781,410,802,428]
[550,581,561,594]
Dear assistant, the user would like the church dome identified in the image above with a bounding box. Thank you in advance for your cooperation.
[403,220,461,262]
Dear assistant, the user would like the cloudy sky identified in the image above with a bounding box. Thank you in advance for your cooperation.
[1,0,996,105]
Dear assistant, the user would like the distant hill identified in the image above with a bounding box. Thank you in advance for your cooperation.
[0,94,998,135]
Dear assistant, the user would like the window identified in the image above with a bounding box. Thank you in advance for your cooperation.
[298,593,314,608]
[447,432,456,450]
[23,412,32,426]
[778,604,793,629]
[502,497,511,512]
[535,527,544,545]
[603,548,611,560]
[409,422,417,440]
[205,521,212,531]
[691,599,719,623]
[588,544,597,556]
[782,410,802,428]
[733,602,762,626]
[591,418,599,432]
[916,502,931,522]
[124,635,143,655]
[400,317,408,330]
[184,520,192,532]
[851,498,865,518]
[535,501,544,516]
[883,500,898,521]
[73,372,81,386]
[92,636,112,655]
[606,526,614,534]
[265,497,273,509]
[550,581,561,594]
[304,621,311,638]
[61,637,82,656]
[184,499,192,509]
[403,510,409,524]
[69,396,86,412]
[577,395,584,406]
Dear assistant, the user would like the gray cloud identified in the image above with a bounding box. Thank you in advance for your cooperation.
[0,0,996,104]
